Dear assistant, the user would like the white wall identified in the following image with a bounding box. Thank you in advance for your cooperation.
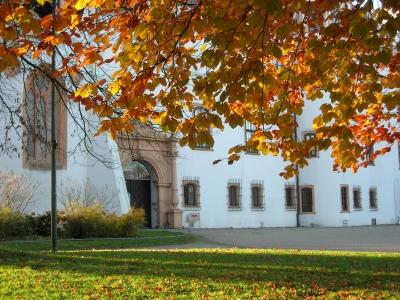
[176,97,400,228]
[297,98,400,227]
[0,100,88,213]
[177,125,297,228]
[0,72,125,214]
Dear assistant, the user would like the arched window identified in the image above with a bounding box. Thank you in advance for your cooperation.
[22,67,67,169]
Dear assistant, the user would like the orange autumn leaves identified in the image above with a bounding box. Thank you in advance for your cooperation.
[0,0,399,177]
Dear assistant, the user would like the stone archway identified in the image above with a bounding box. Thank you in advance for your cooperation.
[117,125,182,228]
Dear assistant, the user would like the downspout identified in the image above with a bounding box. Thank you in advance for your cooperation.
[293,113,301,227]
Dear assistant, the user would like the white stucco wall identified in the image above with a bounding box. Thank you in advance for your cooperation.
[0,102,89,213]
[296,98,400,227]
[0,72,124,214]
[177,125,298,228]
[176,96,400,228]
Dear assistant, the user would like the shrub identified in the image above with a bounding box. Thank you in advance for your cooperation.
[0,207,32,239]
[0,202,145,240]
[118,208,145,237]
[62,204,105,239]
[26,211,52,237]
[61,203,144,239]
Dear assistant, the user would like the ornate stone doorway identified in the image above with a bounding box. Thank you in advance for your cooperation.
[117,125,182,228]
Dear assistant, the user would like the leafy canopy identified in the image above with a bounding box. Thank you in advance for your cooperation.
[0,0,399,177]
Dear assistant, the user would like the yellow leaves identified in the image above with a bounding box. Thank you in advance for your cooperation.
[14,44,31,56]
[70,14,79,29]
[74,84,95,99]
[133,24,153,41]
[199,44,208,52]
[0,0,393,178]
[74,0,89,10]
[36,0,50,5]
[108,82,120,95]
[74,0,115,10]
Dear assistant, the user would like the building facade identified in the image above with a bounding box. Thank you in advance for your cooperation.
[0,67,400,229]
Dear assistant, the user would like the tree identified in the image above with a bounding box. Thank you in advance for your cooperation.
[0,0,399,177]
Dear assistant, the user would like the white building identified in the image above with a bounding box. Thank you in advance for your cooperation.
[1,64,399,229]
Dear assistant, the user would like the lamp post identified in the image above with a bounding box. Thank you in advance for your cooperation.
[50,0,57,252]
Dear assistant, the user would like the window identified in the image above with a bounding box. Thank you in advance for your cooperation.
[304,132,318,157]
[340,185,349,212]
[228,180,241,208]
[353,187,362,209]
[244,121,257,153]
[184,183,196,206]
[285,185,296,209]
[300,186,314,213]
[366,145,374,165]
[369,188,378,209]
[251,181,264,209]
[22,67,67,170]
[193,107,211,149]
[182,178,200,207]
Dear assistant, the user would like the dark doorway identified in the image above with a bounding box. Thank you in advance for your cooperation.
[126,179,152,228]
[123,160,159,228]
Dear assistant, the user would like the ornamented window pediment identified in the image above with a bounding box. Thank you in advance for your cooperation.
[22,67,67,170]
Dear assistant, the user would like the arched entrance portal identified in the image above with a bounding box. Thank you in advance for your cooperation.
[118,125,183,228]
[124,161,158,228]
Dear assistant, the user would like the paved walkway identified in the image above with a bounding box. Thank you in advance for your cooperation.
[155,225,400,252]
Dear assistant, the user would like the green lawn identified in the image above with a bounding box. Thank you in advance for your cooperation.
[0,235,399,299]
[0,230,193,251]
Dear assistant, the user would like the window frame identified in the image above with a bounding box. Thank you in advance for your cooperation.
[193,106,212,150]
[300,185,315,214]
[244,121,258,154]
[182,178,200,208]
[284,184,297,210]
[227,180,241,210]
[352,186,362,210]
[251,181,264,210]
[340,184,350,212]
[303,131,318,158]
[369,187,378,210]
